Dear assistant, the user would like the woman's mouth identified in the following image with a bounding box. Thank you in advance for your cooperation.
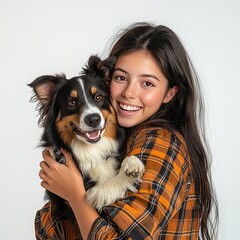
[119,103,142,112]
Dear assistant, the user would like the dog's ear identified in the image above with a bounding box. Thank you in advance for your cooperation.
[81,55,103,77]
[28,74,66,126]
[101,56,117,87]
[82,55,116,81]
[28,75,65,106]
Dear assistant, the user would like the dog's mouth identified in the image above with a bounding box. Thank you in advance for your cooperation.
[70,122,102,143]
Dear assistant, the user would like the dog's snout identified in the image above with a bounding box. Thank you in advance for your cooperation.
[84,113,101,128]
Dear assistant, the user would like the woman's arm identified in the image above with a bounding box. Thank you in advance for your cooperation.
[40,128,191,239]
[40,149,100,239]
[87,128,192,239]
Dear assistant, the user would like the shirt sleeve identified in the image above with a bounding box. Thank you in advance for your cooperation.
[88,128,191,240]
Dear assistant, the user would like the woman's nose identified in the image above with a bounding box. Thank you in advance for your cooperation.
[121,83,137,99]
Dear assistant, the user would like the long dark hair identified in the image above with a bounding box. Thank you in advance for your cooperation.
[108,22,218,239]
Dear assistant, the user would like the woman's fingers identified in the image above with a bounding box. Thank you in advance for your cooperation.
[61,148,75,167]
[39,160,49,172]
[39,167,51,190]
[39,168,48,180]
[42,149,56,166]
[38,148,85,200]
[40,180,50,191]
[42,148,74,169]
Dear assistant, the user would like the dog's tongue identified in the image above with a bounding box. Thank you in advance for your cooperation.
[86,130,100,140]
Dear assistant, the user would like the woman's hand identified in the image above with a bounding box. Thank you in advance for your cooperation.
[39,148,100,239]
[39,148,86,202]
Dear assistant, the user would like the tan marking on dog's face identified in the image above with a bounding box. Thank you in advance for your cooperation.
[70,90,78,98]
[91,86,97,95]
[56,114,79,145]
[102,106,118,139]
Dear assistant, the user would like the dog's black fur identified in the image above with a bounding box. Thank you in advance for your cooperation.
[29,55,144,215]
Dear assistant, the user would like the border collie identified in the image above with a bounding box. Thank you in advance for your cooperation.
[29,55,144,212]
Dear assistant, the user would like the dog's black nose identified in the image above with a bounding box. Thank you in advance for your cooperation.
[84,113,101,128]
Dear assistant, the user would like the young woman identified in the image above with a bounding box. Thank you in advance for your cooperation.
[35,22,218,239]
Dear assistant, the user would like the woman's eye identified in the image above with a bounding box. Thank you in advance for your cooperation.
[143,81,154,87]
[116,75,126,81]
[95,94,103,101]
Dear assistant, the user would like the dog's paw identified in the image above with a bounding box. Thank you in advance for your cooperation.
[86,184,124,212]
[86,186,105,211]
[121,156,145,179]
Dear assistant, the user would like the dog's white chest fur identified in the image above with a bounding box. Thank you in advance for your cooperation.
[71,137,145,211]
[71,137,119,181]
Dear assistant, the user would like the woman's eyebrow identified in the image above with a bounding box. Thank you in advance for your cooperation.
[141,74,160,81]
[113,68,160,81]
[113,68,128,74]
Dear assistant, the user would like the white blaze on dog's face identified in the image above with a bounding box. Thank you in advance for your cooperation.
[75,79,105,143]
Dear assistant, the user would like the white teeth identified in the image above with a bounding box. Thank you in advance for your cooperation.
[120,103,141,111]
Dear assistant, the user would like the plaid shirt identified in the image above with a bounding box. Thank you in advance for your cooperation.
[35,128,200,239]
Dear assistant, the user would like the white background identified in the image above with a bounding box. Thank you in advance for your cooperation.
[0,0,239,239]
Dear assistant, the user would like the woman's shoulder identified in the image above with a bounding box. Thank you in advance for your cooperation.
[132,127,186,146]
[127,127,188,158]
[126,127,190,177]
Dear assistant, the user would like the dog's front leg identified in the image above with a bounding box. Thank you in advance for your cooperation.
[86,156,144,211]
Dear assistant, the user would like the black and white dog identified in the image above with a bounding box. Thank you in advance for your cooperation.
[29,56,144,212]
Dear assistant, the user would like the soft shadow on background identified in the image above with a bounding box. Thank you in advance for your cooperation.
[0,0,239,239]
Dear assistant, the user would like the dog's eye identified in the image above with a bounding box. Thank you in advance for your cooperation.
[95,94,103,102]
[68,99,76,106]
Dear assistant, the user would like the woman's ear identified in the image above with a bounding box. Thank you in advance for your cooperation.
[163,86,179,103]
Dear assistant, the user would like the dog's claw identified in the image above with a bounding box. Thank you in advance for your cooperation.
[121,156,145,179]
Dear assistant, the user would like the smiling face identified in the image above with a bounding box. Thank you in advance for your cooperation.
[110,50,178,128]
[55,76,116,145]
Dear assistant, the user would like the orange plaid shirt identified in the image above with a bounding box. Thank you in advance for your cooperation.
[35,128,200,239]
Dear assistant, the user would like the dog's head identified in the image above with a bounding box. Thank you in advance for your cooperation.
[29,55,117,147]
